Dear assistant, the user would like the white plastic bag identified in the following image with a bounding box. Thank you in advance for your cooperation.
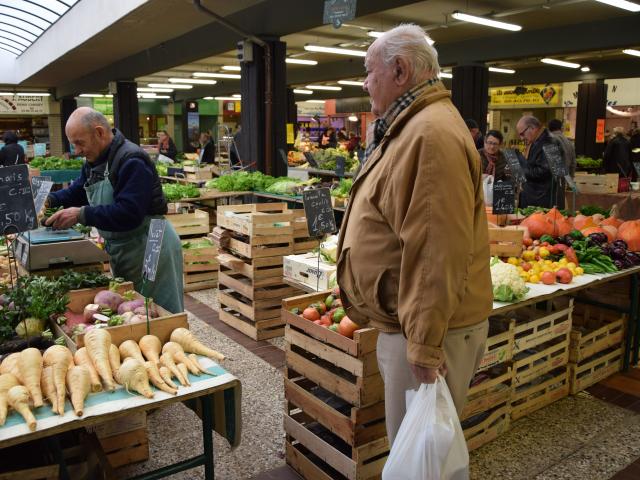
[382,375,469,480]
[482,174,494,207]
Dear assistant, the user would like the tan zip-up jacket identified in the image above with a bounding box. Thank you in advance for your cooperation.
[337,82,493,368]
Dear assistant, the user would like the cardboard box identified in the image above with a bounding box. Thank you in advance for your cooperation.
[284,253,336,291]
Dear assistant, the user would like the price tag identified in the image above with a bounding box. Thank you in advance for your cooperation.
[142,219,166,282]
[33,180,54,214]
[302,188,337,237]
[492,180,516,214]
[31,175,52,196]
[503,149,526,184]
[0,164,38,235]
[335,156,346,177]
[543,143,567,178]
[303,152,319,168]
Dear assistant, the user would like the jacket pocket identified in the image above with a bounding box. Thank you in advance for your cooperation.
[336,247,367,313]
[374,269,398,317]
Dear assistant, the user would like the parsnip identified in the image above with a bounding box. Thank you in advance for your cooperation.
[119,340,146,363]
[176,363,191,386]
[138,335,162,365]
[17,348,43,407]
[160,353,188,386]
[0,373,20,425]
[108,344,121,383]
[73,348,102,393]
[84,329,115,391]
[170,328,224,361]
[40,366,58,414]
[7,386,36,431]
[1,353,21,379]
[144,361,176,395]
[159,366,177,389]
[162,342,200,375]
[66,366,91,417]
[188,354,216,376]
[43,345,73,415]
[116,358,154,398]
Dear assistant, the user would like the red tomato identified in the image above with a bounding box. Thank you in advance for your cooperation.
[556,268,573,284]
[303,307,320,321]
[521,262,532,272]
[541,271,556,285]
[337,316,360,338]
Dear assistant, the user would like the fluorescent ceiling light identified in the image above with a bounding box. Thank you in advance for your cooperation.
[222,65,241,71]
[232,94,242,98]
[304,45,366,57]
[105,95,114,98]
[79,93,105,98]
[451,11,522,31]
[540,58,581,68]
[138,87,173,93]
[488,67,516,74]
[0,93,14,96]
[203,96,214,100]
[581,66,591,72]
[306,85,342,91]
[193,72,241,79]
[168,78,217,85]
[367,30,435,45]
[338,80,364,86]
[623,49,640,57]
[149,83,192,89]
[293,89,313,94]
[286,58,318,65]
[594,0,640,12]
[138,94,170,99]
[307,100,326,104]
[440,72,453,79]
[348,115,358,122]
[214,96,240,101]
[16,92,50,96]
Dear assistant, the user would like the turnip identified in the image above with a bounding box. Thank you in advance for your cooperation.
[117,299,144,315]
[92,313,110,323]
[93,290,124,312]
[83,304,100,322]
[134,304,158,318]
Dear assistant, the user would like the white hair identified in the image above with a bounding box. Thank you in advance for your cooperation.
[366,24,440,83]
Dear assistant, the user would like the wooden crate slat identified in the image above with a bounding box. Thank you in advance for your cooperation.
[569,346,623,394]
[488,227,525,257]
[477,319,515,372]
[219,289,281,321]
[570,303,626,363]
[462,366,513,420]
[217,203,293,237]
[218,251,284,280]
[286,442,337,480]
[183,279,218,292]
[219,307,284,341]
[185,271,218,283]
[513,333,570,386]
[511,368,569,420]
[510,300,573,353]
[463,406,510,452]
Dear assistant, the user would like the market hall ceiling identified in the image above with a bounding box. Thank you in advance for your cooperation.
[12,0,640,97]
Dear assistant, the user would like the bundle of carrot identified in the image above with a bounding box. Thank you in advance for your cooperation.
[0,328,224,431]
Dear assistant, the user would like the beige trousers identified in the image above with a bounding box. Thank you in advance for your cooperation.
[376,320,488,446]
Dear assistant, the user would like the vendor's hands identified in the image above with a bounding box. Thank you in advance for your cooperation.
[45,207,81,229]
[410,362,447,384]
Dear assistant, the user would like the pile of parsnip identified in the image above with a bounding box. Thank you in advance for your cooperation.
[0,327,224,432]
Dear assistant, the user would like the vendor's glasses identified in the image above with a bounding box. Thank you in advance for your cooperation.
[518,126,531,138]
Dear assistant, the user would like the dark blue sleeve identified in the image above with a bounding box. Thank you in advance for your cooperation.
[48,167,89,208]
[82,158,153,232]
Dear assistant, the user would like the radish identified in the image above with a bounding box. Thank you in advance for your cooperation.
[83,304,100,322]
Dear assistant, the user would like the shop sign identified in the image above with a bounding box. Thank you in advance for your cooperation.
[93,97,113,115]
[596,119,606,143]
[234,101,241,113]
[323,0,356,28]
[33,143,46,157]
[297,102,325,117]
[489,84,562,108]
[562,81,580,107]
[606,78,640,107]
[286,123,295,144]
[0,95,49,115]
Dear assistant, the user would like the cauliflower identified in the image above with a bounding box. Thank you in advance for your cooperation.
[490,257,528,302]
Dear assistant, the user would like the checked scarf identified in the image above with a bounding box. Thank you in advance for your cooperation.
[363,77,440,165]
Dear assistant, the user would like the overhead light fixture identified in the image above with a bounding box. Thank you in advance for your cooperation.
[203,96,214,100]
[168,78,217,85]
[581,66,591,72]
[214,96,240,101]
[222,65,241,71]
[149,83,193,89]
[16,92,50,96]
[0,92,13,95]
[304,45,366,57]
[193,72,241,79]
[138,87,173,93]
[348,115,358,122]
[286,58,318,65]
[79,93,105,98]
[540,58,581,68]
[338,80,364,86]
[307,100,326,103]
[367,30,435,45]
[138,94,170,99]
[451,11,522,31]
[232,94,241,98]
[105,95,113,98]
[306,85,342,91]
[594,0,640,12]
[623,48,640,57]
[488,67,516,74]
[293,89,313,94]
[440,72,453,79]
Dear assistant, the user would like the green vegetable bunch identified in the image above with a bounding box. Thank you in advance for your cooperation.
[162,183,201,201]
[576,156,603,169]
[30,156,84,170]
[331,178,353,198]
[57,270,112,292]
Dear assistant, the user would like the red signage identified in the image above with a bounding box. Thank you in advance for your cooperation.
[595,119,606,143]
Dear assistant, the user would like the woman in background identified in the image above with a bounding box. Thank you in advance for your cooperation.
[0,131,25,166]
[157,130,177,160]
[479,130,509,180]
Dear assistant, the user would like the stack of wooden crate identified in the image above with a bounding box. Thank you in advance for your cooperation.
[568,302,626,394]
[283,291,389,480]
[215,203,301,340]
[292,209,321,254]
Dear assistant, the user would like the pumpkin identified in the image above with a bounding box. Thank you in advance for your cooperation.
[618,220,640,252]
[602,225,618,242]
[545,207,572,236]
[521,213,553,239]
[582,226,614,242]
[574,214,596,231]
[601,216,623,228]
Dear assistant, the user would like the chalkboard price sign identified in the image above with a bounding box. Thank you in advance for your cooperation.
[492,180,516,214]
[543,143,567,178]
[0,164,38,235]
[33,180,54,214]
[31,175,52,196]
[335,156,346,177]
[503,149,526,184]
[142,219,166,282]
[303,152,319,168]
[302,188,337,237]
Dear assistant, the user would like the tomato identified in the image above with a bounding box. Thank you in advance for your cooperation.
[541,271,556,285]
[521,262,532,272]
[303,307,320,321]
[523,237,533,247]
[565,247,579,266]
[337,316,360,338]
[556,267,573,284]
[319,315,332,327]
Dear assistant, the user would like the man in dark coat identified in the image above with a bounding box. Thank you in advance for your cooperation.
[0,131,25,166]
[517,115,565,209]
[604,127,632,177]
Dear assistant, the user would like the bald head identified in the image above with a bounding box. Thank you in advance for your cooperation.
[66,107,113,162]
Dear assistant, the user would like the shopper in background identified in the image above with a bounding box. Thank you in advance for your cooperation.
[517,115,565,209]
[157,129,177,160]
[319,127,337,149]
[548,119,576,178]
[479,130,509,180]
[198,132,215,164]
[604,127,632,177]
[44,107,184,313]
[337,24,492,446]
[0,131,25,166]
[465,118,484,150]
[346,132,361,153]
[230,124,242,168]
[630,128,640,180]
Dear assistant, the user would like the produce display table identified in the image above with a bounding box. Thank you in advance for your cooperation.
[40,169,82,184]
[0,359,241,480]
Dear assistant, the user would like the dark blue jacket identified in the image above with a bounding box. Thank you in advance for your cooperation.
[519,128,565,209]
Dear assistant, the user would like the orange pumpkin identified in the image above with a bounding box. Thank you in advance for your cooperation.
[574,214,596,231]
[581,226,610,241]
[618,220,640,252]
[601,216,624,228]
[602,225,618,242]
[521,213,554,239]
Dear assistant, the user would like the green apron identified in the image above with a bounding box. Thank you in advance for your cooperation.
[84,163,184,313]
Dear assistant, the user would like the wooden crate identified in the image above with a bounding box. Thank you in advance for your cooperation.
[569,346,623,394]
[184,270,218,292]
[477,318,515,372]
[512,333,570,386]
[283,291,383,408]
[183,238,219,292]
[183,165,214,180]
[511,367,569,420]
[462,364,513,421]
[574,173,619,194]
[488,226,525,257]
[167,209,210,237]
[217,203,294,237]
[462,404,510,452]
[98,427,149,468]
[509,299,573,354]
[292,209,321,254]
[569,303,626,363]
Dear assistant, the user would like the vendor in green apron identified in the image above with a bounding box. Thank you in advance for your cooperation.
[45,107,184,313]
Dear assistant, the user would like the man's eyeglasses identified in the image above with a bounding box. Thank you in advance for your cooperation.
[485,141,500,147]
[518,126,532,138]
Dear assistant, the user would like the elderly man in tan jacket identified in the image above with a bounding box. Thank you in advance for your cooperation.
[337,24,493,446]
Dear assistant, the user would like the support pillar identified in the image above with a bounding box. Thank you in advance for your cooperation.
[240,37,287,176]
[60,96,77,154]
[113,81,139,144]
[451,65,489,134]
[286,88,297,148]
[575,80,607,159]
[181,101,199,153]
